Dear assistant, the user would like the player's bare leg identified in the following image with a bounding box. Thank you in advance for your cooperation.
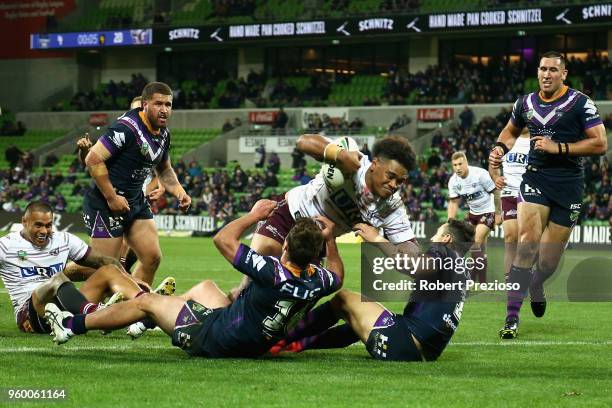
[79,264,143,302]
[330,290,388,342]
[228,233,282,301]
[125,219,162,285]
[471,224,491,283]
[529,221,573,317]
[500,201,549,339]
[90,236,124,259]
[31,272,72,315]
[180,280,232,309]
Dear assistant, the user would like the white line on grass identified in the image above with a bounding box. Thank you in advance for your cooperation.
[2,340,612,353]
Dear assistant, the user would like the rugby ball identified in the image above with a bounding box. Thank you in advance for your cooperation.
[320,136,360,189]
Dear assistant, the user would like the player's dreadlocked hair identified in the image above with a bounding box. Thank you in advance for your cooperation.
[141,82,172,100]
[372,136,416,172]
[24,201,53,216]
[445,219,475,256]
[286,218,324,268]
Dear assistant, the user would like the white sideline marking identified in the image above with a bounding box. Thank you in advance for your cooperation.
[2,341,612,353]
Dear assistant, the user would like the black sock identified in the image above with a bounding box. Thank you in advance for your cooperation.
[56,282,89,314]
[284,301,339,344]
[63,314,88,334]
[124,249,138,272]
[301,323,360,350]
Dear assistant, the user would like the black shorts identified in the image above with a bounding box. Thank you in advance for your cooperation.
[16,296,51,334]
[83,191,153,238]
[519,170,582,228]
[365,310,424,362]
[171,300,222,357]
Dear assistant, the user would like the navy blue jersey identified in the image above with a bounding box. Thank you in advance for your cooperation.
[96,109,171,203]
[213,244,341,358]
[402,243,467,359]
[510,87,603,177]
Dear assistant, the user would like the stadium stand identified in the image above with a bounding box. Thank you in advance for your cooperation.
[55,55,609,112]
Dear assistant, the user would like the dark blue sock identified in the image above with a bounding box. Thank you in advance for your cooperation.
[300,323,360,350]
[63,314,87,334]
[284,301,339,343]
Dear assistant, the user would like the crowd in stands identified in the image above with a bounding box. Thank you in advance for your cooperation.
[56,54,609,112]
[53,73,148,111]
[584,156,612,224]
[304,112,364,134]
[0,168,70,213]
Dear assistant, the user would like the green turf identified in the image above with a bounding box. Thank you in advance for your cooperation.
[1,238,612,407]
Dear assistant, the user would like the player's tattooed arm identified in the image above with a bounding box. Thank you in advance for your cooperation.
[296,134,361,174]
[490,120,522,168]
[214,199,278,264]
[85,142,130,213]
[156,159,191,211]
[76,247,123,270]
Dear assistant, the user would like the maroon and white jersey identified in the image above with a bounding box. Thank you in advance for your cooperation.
[501,136,530,198]
[286,155,415,243]
[448,166,496,215]
[0,231,88,320]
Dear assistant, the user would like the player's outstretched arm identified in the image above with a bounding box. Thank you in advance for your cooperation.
[296,134,361,175]
[353,223,419,259]
[316,216,344,285]
[156,159,191,211]
[76,247,123,271]
[489,120,522,168]
[85,141,130,213]
[214,199,278,264]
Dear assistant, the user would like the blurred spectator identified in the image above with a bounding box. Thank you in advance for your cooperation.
[5,145,24,168]
[254,144,266,168]
[267,152,281,174]
[291,147,306,169]
[459,106,474,131]
[273,107,288,129]
[222,119,234,133]
[361,143,372,161]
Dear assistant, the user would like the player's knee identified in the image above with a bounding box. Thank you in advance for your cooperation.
[49,272,70,291]
[143,252,162,270]
[134,292,157,312]
[538,258,558,275]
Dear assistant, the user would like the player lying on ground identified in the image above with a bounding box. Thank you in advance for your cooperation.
[45,200,345,359]
[0,201,169,334]
[229,135,418,300]
[271,220,474,362]
[489,51,607,339]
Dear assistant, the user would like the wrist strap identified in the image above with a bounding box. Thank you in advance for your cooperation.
[494,142,509,155]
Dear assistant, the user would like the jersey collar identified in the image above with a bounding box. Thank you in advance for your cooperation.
[282,261,315,278]
[138,111,161,136]
[538,85,568,103]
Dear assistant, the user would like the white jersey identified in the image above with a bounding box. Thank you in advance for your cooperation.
[501,137,530,198]
[0,231,89,320]
[286,155,415,243]
[448,165,496,215]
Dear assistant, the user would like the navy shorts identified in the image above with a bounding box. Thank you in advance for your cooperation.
[16,296,51,334]
[519,170,582,228]
[171,300,222,357]
[365,310,424,362]
[83,191,153,238]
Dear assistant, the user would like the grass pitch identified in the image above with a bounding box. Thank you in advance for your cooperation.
[1,237,612,407]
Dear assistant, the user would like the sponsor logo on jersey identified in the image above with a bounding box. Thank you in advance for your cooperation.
[526,109,534,120]
[140,141,150,157]
[19,262,64,278]
[17,250,27,260]
[523,183,542,195]
[49,248,59,256]
[584,98,597,115]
